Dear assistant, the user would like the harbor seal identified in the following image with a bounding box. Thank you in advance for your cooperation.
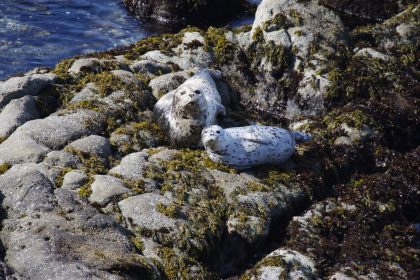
[153,69,225,148]
[201,125,312,170]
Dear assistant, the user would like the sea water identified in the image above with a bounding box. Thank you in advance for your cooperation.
[0,0,170,80]
[0,0,253,80]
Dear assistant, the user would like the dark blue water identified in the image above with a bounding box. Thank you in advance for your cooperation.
[0,1,253,81]
[0,0,173,80]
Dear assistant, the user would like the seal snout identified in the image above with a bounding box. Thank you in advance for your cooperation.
[202,125,223,149]
[183,87,204,103]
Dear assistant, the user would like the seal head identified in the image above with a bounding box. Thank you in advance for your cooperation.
[153,69,225,148]
[171,84,207,121]
[201,125,226,161]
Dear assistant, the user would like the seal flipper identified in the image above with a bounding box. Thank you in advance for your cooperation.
[290,131,312,143]
[217,103,226,116]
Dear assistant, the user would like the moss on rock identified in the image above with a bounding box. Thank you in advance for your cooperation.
[0,163,11,175]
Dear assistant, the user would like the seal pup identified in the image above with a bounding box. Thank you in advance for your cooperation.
[201,125,312,170]
[153,69,225,148]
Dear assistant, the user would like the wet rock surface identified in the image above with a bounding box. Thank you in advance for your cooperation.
[0,1,418,279]
[319,0,418,24]
[122,0,250,26]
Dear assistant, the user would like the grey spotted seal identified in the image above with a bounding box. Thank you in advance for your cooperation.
[153,69,225,148]
[201,125,312,170]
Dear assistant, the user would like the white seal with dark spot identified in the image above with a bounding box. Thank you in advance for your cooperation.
[153,69,225,148]
[201,125,312,170]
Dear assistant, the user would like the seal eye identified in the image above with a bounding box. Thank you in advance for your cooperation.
[180,91,186,95]
[216,131,221,134]
[194,90,201,95]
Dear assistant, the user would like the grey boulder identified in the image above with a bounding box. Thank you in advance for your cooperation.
[0,72,56,109]
[0,95,40,139]
[66,135,112,161]
[89,175,133,206]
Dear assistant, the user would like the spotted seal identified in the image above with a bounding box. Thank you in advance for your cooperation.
[153,69,225,148]
[201,125,312,170]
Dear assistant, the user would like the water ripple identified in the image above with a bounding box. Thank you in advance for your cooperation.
[0,0,170,80]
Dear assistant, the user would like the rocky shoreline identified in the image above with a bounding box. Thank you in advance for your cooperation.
[0,0,419,279]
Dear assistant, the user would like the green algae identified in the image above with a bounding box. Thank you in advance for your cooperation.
[247,27,291,73]
[130,236,144,253]
[64,146,108,175]
[323,109,372,131]
[0,163,11,175]
[156,202,181,219]
[78,180,93,198]
[124,33,182,60]
[205,27,237,64]
[53,57,77,80]
[158,247,214,280]
[77,72,126,97]
[54,167,74,187]
[261,13,292,31]
[63,146,108,198]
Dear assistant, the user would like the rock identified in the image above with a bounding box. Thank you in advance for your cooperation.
[142,32,213,71]
[172,32,214,69]
[19,111,103,150]
[109,132,133,154]
[251,0,343,53]
[122,0,246,25]
[0,110,103,164]
[240,249,318,279]
[0,133,50,164]
[217,0,346,120]
[333,136,353,146]
[355,47,392,61]
[109,118,167,155]
[0,95,40,138]
[89,175,132,206]
[319,0,413,24]
[110,70,139,85]
[62,170,88,190]
[66,135,112,162]
[396,22,417,40]
[284,149,419,279]
[340,123,375,143]
[0,261,27,280]
[108,151,158,192]
[118,193,179,231]
[149,70,191,99]
[0,163,160,279]
[43,151,81,168]
[130,59,172,76]
[0,72,56,109]
[70,83,98,103]
[148,149,179,163]
[68,58,100,74]
[108,152,149,181]
[210,170,260,198]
